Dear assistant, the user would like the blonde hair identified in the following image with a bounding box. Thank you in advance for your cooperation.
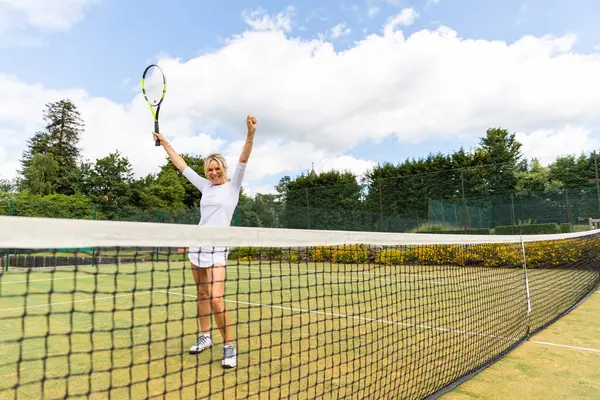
[204,153,229,181]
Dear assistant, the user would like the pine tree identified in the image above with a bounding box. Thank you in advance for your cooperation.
[19,131,51,171]
[19,99,85,194]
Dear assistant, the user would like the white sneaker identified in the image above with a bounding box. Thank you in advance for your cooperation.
[222,345,237,368]
[189,334,212,354]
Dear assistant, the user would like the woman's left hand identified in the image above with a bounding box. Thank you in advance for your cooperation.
[246,115,257,137]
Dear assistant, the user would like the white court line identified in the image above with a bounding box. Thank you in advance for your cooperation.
[0,292,152,312]
[529,341,600,353]
[157,290,515,342]
[0,275,108,285]
[3,288,599,355]
[160,289,600,354]
[234,265,484,288]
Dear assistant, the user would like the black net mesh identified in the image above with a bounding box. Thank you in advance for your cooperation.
[1,217,599,399]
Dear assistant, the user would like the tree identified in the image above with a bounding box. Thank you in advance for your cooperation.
[363,152,469,230]
[514,159,563,196]
[20,153,60,195]
[548,154,591,188]
[20,131,51,168]
[157,153,206,208]
[252,193,282,228]
[546,152,599,222]
[134,169,186,209]
[77,151,133,203]
[0,178,17,195]
[276,169,362,230]
[233,188,262,227]
[45,99,85,194]
[19,99,85,195]
[478,127,524,195]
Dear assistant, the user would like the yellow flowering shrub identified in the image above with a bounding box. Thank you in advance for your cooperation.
[375,248,409,265]
[226,235,599,269]
[372,238,594,269]
[308,246,331,262]
[523,239,584,268]
[308,245,369,264]
[331,245,370,264]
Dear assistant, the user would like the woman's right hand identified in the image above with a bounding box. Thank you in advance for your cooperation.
[153,132,167,146]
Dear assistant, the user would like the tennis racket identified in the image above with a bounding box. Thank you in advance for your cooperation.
[141,64,166,146]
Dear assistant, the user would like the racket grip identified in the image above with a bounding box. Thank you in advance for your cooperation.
[154,121,160,146]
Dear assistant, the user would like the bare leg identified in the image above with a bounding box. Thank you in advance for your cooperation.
[210,264,232,344]
[191,265,212,334]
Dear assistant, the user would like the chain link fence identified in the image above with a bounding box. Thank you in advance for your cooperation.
[2,165,600,235]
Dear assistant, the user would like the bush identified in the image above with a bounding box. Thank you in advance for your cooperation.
[331,245,369,264]
[374,238,594,269]
[411,223,491,235]
[309,245,369,264]
[494,223,560,235]
[228,247,283,261]
[226,236,597,270]
[2,193,97,219]
[559,223,573,233]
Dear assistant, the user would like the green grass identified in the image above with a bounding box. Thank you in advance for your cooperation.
[442,290,600,400]
[0,260,597,399]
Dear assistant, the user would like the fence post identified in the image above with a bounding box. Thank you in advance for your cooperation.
[5,199,13,271]
[232,208,239,226]
[92,206,97,266]
[379,180,383,231]
[460,170,470,229]
[510,193,516,226]
[565,189,572,225]
[594,151,600,217]
[305,188,310,229]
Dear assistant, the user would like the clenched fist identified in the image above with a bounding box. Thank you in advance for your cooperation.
[246,115,257,136]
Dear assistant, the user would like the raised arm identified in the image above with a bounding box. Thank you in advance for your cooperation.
[153,132,187,172]
[239,115,257,164]
[153,132,209,192]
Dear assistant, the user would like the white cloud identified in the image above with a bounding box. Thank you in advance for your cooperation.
[3,7,600,194]
[368,7,380,18]
[241,6,295,32]
[516,3,529,25]
[243,185,278,197]
[0,0,97,44]
[516,126,600,166]
[330,22,351,39]
[383,8,419,35]
[315,156,377,179]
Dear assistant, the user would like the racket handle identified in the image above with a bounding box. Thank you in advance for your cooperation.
[154,121,161,146]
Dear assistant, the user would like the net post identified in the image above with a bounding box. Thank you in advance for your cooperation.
[520,235,532,336]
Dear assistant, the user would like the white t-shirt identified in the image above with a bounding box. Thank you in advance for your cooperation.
[182,161,247,227]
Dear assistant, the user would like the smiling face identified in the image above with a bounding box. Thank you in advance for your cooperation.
[204,155,228,185]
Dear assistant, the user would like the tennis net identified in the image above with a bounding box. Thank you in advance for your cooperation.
[1,216,599,399]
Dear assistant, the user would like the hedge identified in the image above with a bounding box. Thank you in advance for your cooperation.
[494,223,560,235]
[227,236,600,269]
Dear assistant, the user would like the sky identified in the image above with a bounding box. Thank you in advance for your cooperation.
[1,0,600,196]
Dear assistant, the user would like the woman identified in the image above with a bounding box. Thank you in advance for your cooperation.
[152,114,257,369]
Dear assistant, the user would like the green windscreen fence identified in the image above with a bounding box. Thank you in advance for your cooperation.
[427,200,492,229]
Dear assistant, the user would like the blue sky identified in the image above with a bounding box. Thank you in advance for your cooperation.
[1,0,600,194]
[3,0,598,97]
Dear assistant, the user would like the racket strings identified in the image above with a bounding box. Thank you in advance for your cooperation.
[143,66,165,105]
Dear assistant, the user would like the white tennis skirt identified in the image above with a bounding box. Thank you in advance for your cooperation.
[187,246,229,268]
